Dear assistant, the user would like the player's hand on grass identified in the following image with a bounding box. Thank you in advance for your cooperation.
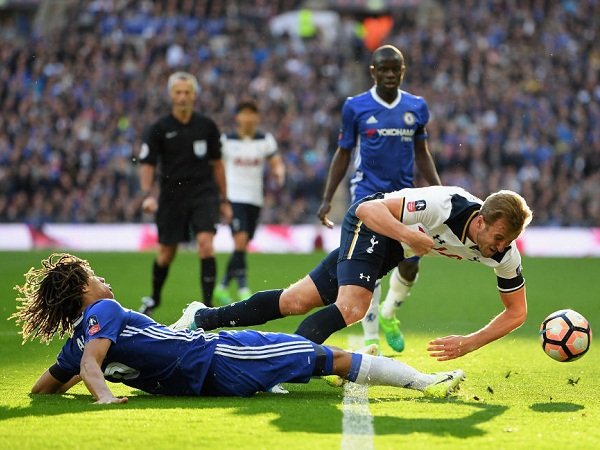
[427,335,474,361]
[142,196,158,214]
[317,201,334,228]
[95,395,129,405]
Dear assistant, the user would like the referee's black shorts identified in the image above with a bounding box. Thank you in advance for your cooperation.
[156,183,219,244]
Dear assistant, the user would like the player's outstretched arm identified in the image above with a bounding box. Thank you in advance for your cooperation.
[318,147,351,228]
[428,287,527,361]
[414,139,441,186]
[31,370,81,394]
[80,338,128,404]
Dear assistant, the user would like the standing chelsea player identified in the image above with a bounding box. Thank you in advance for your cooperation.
[137,72,232,315]
[318,45,441,352]
[214,99,285,305]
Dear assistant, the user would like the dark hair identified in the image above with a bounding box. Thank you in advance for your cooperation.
[371,44,405,67]
[236,98,259,113]
[11,253,90,343]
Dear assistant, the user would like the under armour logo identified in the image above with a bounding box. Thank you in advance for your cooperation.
[433,234,446,244]
[359,273,371,282]
[366,236,379,254]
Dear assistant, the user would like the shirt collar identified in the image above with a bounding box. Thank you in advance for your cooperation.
[369,86,402,109]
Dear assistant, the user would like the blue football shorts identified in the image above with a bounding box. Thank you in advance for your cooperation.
[200,330,333,397]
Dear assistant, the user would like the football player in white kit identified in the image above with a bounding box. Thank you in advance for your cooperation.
[214,99,285,305]
[175,185,532,362]
[357,186,531,360]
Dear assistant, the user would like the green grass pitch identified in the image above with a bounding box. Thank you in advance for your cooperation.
[1,251,599,449]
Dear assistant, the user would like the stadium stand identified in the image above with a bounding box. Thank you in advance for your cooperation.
[1,0,599,227]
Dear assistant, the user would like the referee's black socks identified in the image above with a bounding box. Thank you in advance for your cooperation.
[195,289,284,330]
[201,257,216,306]
[152,260,170,306]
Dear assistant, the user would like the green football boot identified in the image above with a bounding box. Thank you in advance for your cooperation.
[213,285,232,306]
[423,370,465,398]
[378,305,405,352]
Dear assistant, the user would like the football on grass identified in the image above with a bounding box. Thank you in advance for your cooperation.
[540,309,592,362]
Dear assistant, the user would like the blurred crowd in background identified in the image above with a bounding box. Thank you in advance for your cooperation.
[1,0,599,227]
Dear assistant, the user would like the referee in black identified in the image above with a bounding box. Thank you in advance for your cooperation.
[137,71,232,315]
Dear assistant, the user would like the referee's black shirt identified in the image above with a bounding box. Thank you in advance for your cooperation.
[139,112,222,189]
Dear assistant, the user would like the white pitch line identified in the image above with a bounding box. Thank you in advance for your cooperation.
[340,335,374,450]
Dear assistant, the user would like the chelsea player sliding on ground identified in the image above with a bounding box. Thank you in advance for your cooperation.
[12,254,464,404]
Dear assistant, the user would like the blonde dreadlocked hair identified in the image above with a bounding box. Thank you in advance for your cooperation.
[11,253,91,344]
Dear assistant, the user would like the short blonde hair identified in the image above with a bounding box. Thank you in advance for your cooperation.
[481,190,533,238]
[167,71,200,93]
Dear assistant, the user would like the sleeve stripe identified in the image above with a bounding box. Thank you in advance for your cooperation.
[461,210,480,243]
[497,275,525,293]
[399,197,405,223]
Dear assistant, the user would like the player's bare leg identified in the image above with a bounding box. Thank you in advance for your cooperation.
[295,285,372,344]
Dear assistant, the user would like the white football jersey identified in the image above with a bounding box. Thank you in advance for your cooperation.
[384,186,524,293]
[221,131,278,206]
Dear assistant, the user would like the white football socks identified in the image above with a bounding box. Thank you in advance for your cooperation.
[361,281,381,341]
[380,268,416,319]
[355,353,436,391]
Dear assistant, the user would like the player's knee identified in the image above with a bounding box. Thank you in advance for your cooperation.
[196,235,214,257]
[157,246,177,265]
[279,289,313,315]
[233,232,249,249]
[280,277,322,315]
[336,298,369,325]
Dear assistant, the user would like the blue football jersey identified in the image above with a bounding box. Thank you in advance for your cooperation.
[56,299,219,395]
[338,86,430,201]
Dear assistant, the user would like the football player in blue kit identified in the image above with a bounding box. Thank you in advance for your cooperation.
[318,45,442,353]
[13,254,464,404]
